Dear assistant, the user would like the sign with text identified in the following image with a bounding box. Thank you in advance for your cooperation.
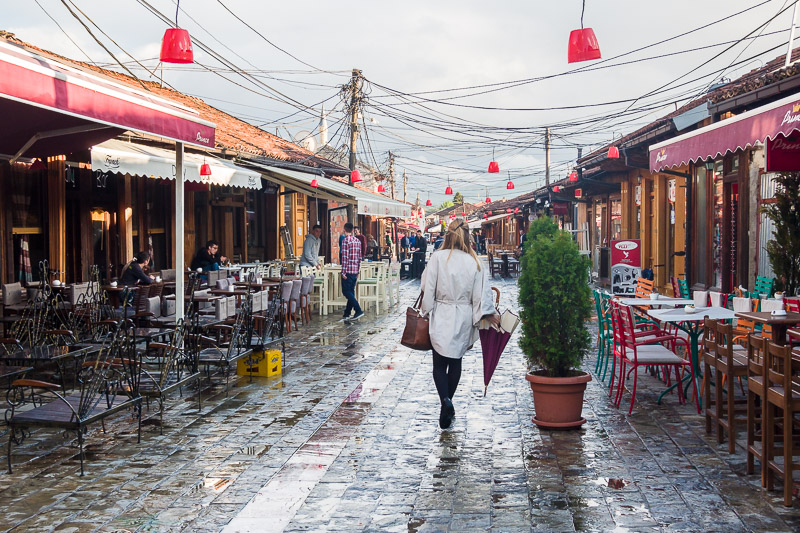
[610,239,641,295]
[766,131,800,171]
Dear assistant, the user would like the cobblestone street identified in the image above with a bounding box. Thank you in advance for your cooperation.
[0,274,798,532]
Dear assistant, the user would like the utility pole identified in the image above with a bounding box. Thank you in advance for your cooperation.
[347,68,362,221]
[545,127,551,187]
[403,170,408,203]
[388,151,395,200]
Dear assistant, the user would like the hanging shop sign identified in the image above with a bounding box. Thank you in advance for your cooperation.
[610,239,641,296]
[634,185,642,206]
[667,179,676,203]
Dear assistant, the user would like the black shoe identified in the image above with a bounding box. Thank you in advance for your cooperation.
[440,398,454,429]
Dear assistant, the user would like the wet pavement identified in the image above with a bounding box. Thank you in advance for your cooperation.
[0,272,798,532]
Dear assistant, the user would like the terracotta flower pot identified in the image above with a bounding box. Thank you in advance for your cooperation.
[525,370,591,429]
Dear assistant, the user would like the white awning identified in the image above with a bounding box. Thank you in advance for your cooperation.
[247,162,412,217]
[470,213,512,229]
[91,139,261,189]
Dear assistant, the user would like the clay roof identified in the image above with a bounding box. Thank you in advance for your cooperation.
[0,31,346,172]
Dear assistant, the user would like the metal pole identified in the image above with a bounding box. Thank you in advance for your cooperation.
[388,151,395,199]
[175,142,184,323]
[403,170,407,203]
[545,127,551,187]
[787,0,800,68]
[347,68,361,222]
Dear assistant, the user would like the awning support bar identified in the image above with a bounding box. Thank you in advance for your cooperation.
[9,124,113,163]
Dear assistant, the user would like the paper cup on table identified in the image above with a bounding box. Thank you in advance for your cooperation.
[684,305,696,314]
[649,293,659,300]
[771,309,787,316]
[110,281,118,287]
[52,279,61,286]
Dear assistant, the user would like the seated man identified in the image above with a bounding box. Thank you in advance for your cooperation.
[120,251,154,286]
[191,240,227,272]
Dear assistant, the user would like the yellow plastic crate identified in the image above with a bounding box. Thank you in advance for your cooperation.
[236,349,282,377]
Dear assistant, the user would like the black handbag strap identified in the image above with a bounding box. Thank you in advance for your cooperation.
[413,291,424,310]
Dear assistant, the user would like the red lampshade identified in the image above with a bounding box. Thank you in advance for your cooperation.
[377,184,385,192]
[350,169,362,183]
[426,199,432,206]
[445,185,453,195]
[569,171,578,181]
[461,212,466,217]
[418,210,423,216]
[506,208,512,213]
[484,214,488,219]
[575,188,583,198]
[514,208,520,214]
[607,146,619,159]
[553,186,561,193]
[160,28,194,64]
[485,196,492,203]
[488,161,499,173]
[200,163,212,176]
[488,210,493,216]
[567,28,601,63]
[310,178,319,188]
[30,158,47,171]
[506,181,515,190]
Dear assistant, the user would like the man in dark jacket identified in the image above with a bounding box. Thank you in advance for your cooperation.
[191,240,227,271]
[120,251,154,286]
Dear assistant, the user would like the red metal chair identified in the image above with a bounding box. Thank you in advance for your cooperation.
[613,303,696,415]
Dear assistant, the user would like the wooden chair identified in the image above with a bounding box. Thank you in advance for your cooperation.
[487,253,502,278]
[195,299,253,388]
[745,333,767,479]
[670,277,682,299]
[299,276,314,324]
[634,277,654,299]
[6,320,142,475]
[705,320,749,453]
[763,340,800,506]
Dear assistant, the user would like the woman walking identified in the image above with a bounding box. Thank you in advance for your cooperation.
[421,220,499,429]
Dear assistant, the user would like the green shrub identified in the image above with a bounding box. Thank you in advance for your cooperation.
[764,172,800,296]
[518,217,592,377]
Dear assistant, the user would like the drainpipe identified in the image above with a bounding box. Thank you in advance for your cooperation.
[684,164,692,287]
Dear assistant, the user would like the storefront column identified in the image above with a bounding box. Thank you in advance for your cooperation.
[47,157,66,282]
[175,142,184,322]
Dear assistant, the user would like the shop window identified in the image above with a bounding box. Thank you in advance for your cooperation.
[146,181,169,271]
[693,166,708,285]
[610,197,622,241]
[712,160,724,289]
[11,173,46,282]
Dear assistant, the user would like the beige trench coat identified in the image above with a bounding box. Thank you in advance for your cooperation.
[420,249,497,359]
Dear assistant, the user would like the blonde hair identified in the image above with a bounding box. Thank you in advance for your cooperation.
[441,220,481,271]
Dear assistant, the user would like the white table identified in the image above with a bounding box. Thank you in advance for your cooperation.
[647,306,736,408]
[619,297,691,307]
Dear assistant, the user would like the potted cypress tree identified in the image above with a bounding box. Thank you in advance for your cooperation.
[518,217,592,429]
[764,172,800,295]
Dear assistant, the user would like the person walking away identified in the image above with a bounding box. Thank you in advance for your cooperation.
[191,240,227,272]
[421,220,499,429]
[354,227,367,258]
[120,251,155,286]
[300,224,323,268]
[340,222,364,321]
[412,230,428,278]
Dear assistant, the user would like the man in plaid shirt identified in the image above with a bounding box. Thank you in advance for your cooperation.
[340,222,364,321]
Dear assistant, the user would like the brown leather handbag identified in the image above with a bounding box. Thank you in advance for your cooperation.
[401,292,432,351]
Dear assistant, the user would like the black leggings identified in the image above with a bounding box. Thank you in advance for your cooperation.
[432,350,462,403]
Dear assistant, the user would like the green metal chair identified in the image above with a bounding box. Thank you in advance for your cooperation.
[753,276,775,298]
[593,289,614,384]
[678,278,690,299]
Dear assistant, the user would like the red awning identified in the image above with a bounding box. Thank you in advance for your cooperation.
[649,90,800,172]
[0,39,215,161]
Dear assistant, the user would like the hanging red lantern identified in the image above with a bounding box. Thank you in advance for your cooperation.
[310,178,319,188]
[160,29,194,64]
[553,186,561,193]
[607,146,619,159]
[30,158,47,171]
[567,0,600,63]
[485,196,492,204]
[575,188,583,198]
[488,148,499,173]
[488,210,493,216]
[461,212,466,217]
[445,176,453,195]
[418,210,423,216]
[506,208,512,213]
[484,214,488,219]
[568,28,601,63]
[377,184,385,192]
[200,163,212,176]
[514,207,520,214]
[426,199,432,206]
[506,181,515,190]
[569,171,578,181]
[350,169,362,183]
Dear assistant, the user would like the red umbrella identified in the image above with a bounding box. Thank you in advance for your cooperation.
[479,326,512,396]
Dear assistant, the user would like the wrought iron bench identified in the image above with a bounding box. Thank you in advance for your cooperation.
[6,320,142,475]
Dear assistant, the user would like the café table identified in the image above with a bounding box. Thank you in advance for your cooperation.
[209,288,249,307]
[647,306,736,409]
[133,327,173,352]
[101,285,138,308]
[734,311,800,345]
[0,343,100,391]
[618,297,691,307]
[233,281,280,291]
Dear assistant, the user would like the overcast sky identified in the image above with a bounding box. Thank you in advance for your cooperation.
[5,0,798,204]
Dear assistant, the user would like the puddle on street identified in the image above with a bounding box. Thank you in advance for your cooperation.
[407,517,426,532]
[592,477,631,489]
